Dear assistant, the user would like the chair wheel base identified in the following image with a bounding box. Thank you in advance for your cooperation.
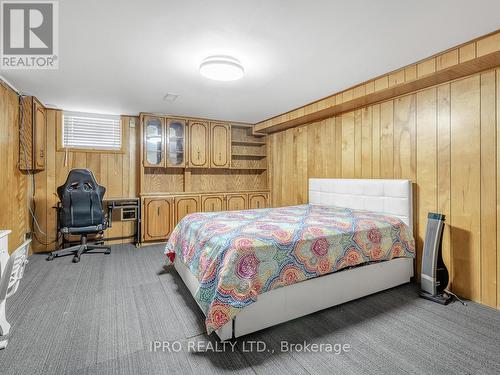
[72,256,80,263]
[46,253,54,261]
[105,249,111,254]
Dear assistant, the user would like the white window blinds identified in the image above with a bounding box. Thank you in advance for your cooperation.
[62,111,122,151]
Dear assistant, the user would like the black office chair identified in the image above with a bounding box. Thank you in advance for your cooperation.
[46,169,111,263]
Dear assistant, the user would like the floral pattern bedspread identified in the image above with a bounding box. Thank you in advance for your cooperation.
[164,204,415,333]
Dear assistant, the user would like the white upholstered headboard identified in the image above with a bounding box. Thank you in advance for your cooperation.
[309,179,413,234]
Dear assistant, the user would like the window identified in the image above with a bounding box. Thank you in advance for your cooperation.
[62,111,122,151]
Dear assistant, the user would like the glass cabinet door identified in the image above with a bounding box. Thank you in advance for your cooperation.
[166,119,186,167]
[144,116,165,167]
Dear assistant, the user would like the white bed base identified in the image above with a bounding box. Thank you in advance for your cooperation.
[174,257,413,340]
[174,178,415,341]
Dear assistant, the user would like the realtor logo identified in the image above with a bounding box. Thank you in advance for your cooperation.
[1,0,58,69]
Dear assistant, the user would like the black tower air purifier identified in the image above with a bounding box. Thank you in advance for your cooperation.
[418,213,452,305]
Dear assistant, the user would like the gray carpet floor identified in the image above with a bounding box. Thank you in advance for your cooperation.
[1,244,499,375]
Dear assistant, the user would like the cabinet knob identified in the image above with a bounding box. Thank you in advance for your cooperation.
[219,152,222,161]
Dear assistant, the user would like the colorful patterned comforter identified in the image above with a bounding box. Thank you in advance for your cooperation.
[164,204,415,333]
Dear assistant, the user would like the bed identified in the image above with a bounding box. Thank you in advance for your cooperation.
[165,179,415,340]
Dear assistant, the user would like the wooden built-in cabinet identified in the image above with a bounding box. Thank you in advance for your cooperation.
[143,115,189,168]
[226,194,247,211]
[143,197,173,241]
[143,116,166,167]
[166,119,187,168]
[139,113,269,243]
[248,193,268,209]
[174,195,200,222]
[142,191,269,242]
[19,96,46,171]
[210,123,230,168]
[33,99,46,170]
[202,195,225,212]
[140,114,268,171]
[188,121,209,168]
[230,125,267,170]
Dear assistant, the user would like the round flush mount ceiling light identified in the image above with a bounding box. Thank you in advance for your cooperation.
[199,55,244,81]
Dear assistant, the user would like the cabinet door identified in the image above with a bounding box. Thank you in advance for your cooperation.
[248,193,268,209]
[166,119,187,168]
[210,123,230,168]
[188,121,209,167]
[202,195,225,212]
[33,99,46,170]
[175,196,200,223]
[143,116,166,167]
[144,198,173,241]
[226,194,247,211]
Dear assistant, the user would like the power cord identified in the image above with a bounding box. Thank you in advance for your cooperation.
[444,289,467,306]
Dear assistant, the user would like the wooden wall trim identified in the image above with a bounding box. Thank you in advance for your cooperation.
[255,30,500,134]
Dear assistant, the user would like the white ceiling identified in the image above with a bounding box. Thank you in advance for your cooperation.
[2,0,500,123]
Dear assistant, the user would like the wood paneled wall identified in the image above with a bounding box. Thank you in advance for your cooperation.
[32,111,139,252]
[0,82,30,254]
[269,69,500,308]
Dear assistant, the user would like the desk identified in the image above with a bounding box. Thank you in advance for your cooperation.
[103,197,141,247]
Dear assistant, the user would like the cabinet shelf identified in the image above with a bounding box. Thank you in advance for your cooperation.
[231,124,266,138]
[252,132,266,138]
[231,124,253,129]
[232,153,267,158]
[231,140,267,146]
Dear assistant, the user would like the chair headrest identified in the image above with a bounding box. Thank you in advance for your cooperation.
[57,169,105,200]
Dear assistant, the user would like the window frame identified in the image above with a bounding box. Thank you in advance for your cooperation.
[57,111,126,154]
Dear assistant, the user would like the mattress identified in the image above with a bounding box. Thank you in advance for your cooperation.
[164,204,415,333]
